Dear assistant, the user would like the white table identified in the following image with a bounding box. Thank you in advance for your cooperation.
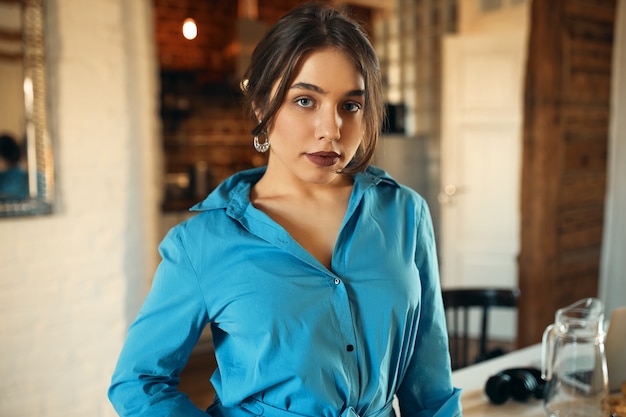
[451,344,546,416]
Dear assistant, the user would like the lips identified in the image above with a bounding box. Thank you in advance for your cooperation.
[306,151,340,167]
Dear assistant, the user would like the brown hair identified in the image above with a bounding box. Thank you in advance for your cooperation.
[241,2,384,174]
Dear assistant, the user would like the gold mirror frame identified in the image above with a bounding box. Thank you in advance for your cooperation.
[0,0,54,217]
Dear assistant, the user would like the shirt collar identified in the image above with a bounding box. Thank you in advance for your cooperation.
[189,165,398,215]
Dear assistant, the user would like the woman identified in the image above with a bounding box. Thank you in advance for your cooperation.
[108,3,462,417]
[0,133,29,201]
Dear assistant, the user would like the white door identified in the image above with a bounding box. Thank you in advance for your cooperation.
[440,33,527,338]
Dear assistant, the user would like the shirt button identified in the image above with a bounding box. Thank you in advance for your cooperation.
[334,278,340,285]
[346,344,354,352]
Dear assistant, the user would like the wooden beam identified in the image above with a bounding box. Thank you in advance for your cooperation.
[518,0,616,347]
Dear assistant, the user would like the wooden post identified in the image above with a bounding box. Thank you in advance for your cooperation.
[518,0,616,347]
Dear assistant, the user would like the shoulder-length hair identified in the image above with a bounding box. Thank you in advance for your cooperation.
[241,2,384,174]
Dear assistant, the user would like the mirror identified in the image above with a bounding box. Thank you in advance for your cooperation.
[0,0,54,217]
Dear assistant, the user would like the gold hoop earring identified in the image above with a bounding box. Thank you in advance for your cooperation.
[254,132,270,153]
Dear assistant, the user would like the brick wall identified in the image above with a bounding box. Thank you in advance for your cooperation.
[152,0,333,78]
[0,1,160,416]
[154,0,238,78]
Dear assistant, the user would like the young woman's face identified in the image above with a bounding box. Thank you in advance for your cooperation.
[264,47,365,185]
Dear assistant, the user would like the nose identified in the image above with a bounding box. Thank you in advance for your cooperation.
[316,107,341,142]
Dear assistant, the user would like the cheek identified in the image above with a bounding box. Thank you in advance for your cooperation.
[344,117,365,142]
[270,109,312,142]
[269,117,297,141]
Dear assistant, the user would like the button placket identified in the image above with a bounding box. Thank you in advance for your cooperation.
[328,273,360,405]
[330,275,358,354]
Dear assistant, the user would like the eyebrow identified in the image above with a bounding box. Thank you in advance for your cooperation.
[290,82,365,97]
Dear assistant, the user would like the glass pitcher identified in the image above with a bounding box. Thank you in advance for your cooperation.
[542,298,609,417]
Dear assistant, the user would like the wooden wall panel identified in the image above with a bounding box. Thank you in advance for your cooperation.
[518,0,616,347]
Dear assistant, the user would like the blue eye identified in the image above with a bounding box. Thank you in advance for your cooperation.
[343,102,362,112]
[296,97,314,108]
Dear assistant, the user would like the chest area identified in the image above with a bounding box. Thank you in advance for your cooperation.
[253,195,350,269]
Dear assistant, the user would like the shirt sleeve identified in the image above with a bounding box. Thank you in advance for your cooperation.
[108,226,210,417]
[395,202,463,417]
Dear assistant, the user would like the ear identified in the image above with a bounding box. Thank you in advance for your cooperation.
[252,102,263,123]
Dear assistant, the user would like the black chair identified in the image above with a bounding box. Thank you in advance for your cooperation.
[441,287,520,370]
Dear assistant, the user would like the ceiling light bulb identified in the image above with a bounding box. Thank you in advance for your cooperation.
[182,18,197,40]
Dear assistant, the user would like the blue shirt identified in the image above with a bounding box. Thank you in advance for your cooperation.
[0,166,29,200]
[109,166,462,417]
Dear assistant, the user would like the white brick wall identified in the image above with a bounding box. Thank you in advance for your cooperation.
[0,1,160,416]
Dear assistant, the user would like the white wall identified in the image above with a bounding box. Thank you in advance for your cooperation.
[600,0,626,317]
[0,1,160,416]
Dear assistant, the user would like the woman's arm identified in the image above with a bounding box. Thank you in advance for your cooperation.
[108,227,210,417]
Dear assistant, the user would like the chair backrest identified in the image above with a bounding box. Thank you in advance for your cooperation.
[441,287,520,370]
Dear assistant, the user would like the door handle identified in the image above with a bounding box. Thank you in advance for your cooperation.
[438,184,463,205]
